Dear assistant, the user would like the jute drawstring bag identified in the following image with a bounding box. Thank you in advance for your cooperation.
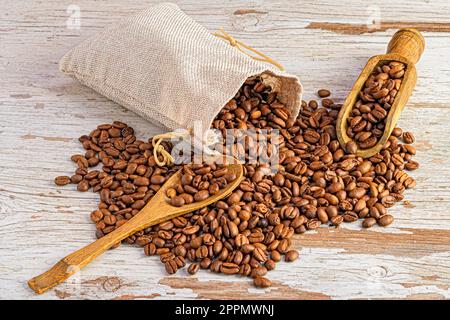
[60,2,302,165]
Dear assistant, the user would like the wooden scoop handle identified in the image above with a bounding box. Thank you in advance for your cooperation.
[28,216,144,294]
[387,28,425,64]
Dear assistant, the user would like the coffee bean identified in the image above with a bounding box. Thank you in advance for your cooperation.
[165,260,178,274]
[362,217,377,228]
[402,132,415,144]
[345,141,357,154]
[187,263,200,275]
[392,127,403,137]
[77,180,90,192]
[200,258,212,269]
[87,157,99,167]
[104,215,116,226]
[210,260,222,273]
[318,89,331,98]
[183,225,200,235]
[220,262,240,275]
[134,177,150,186]
[265,259,276,271]
[251,266,268,278]
[90,210,103,223]
[270,250,281,262]
[194,190,210,202]
[322,98,334,108]
[150,175,165,185]
[170,196,185,207]
[378,214,394,227]
[253,247,268,262]
[55,176,71,186]
[70,174,83,184]
[405,160,419,171]
[330,215,349,226]
[285,250,299,262]
[253,276,272,288]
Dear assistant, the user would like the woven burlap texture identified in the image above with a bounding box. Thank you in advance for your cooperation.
[59,2,302,140]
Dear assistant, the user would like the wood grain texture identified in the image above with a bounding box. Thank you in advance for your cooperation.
[1,0,450,300]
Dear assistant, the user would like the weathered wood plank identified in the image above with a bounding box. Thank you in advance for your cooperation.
[1,0,450,300]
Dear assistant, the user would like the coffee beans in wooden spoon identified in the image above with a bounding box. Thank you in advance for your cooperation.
[166,163,236,207]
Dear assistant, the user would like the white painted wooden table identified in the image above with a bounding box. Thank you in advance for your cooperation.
[1,0,450,300]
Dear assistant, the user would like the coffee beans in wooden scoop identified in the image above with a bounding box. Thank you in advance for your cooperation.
[347,61,406,149]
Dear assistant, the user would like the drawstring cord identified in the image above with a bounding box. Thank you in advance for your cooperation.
[213,28,285,72]
[152,131,189,166]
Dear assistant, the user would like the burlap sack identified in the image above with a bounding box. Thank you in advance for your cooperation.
[60,2,302,149]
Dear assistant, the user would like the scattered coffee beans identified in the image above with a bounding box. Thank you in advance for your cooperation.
[54,74,418,288]
[55,121,181,238]
[347,61,406,149]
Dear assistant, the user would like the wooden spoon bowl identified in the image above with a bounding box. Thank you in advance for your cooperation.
[336,28,425,158]
[28,160,244,294]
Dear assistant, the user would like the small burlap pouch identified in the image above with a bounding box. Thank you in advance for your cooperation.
[60,2,302,165]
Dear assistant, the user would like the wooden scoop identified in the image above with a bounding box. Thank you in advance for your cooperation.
[336,28,425,158]
[28,162,244,294]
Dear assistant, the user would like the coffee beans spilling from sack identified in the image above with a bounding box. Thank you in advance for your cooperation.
[54,75,418,288]
[347,61,406,149]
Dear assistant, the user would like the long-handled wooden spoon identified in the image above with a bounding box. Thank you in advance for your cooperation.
[28,162,244,294]
[336,28,425,158]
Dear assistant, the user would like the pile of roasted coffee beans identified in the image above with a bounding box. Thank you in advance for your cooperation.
[55,121,181,239]
[347,61,406,149]
[166,163,236,207]
[55,75,418,288]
